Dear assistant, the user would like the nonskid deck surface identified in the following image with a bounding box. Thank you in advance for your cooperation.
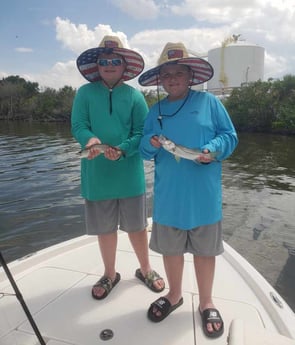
[1,234,295,345]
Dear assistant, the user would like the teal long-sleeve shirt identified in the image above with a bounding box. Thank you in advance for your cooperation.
[140,90,238,230]
[71,82,148,201]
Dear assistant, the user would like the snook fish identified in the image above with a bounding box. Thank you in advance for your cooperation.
[158,135,219,162]
[79,144,119,158]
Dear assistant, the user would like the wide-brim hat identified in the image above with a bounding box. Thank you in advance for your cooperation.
[139,42,214,86]
[76,35,144,82]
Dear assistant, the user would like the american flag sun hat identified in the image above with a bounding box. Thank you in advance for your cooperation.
[76,35,144,82]
[138,42,214,87]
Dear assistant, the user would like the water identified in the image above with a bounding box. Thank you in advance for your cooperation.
[0,122,294,311]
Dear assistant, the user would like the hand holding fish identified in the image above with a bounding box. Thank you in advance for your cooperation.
[158,135,219,163]
[79,138,123,160]
[104,146,123,161]
[150,135,162,148]
[83,137,104,159]
[196,148,214,164]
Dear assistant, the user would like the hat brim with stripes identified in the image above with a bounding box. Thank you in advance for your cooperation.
[138,42,214,87]
[138,57,214,87]
[77,46,144,83]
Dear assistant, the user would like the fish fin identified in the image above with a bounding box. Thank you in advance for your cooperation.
[174,155,181,162]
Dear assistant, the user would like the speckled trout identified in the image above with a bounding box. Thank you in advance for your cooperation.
[158,135,219,161]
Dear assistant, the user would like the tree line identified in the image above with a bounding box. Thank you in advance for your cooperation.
[223,75,295,134]
[0,74,294,134]
[0,76,75,122]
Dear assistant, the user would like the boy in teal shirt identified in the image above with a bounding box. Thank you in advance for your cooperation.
[72,35,165,300]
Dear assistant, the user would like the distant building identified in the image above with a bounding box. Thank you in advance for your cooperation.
[207,35,265,96]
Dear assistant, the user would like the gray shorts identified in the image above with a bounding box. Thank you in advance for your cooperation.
[149,221,224,256]
[85,194,147,235]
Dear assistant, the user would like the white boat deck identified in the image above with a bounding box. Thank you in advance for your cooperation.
[1,233,295,345]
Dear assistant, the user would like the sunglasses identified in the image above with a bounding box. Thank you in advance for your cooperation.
[97,58,124,66]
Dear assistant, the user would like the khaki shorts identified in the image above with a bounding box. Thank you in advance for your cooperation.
[85,194,147,235]
[149,221,224,256]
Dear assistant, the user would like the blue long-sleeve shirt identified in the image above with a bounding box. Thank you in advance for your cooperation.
[140,90,238,230]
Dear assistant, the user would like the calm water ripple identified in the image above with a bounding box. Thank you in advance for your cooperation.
[0,122,294,312]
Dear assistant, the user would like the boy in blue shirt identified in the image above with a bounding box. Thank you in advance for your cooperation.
[139,42,238,338]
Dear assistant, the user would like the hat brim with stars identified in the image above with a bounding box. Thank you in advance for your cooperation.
[76,35,145,82]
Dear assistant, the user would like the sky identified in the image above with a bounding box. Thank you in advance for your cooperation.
[1,0,295,90]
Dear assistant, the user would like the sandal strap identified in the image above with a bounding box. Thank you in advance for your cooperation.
[153,297,171,312]
[94,276,113,293]
[144,270,162,288]
[202,308,223,323]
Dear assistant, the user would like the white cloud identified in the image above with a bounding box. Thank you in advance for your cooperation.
[15,47,33,53]
[167,0,295,48]
[169,0,258,24]
[111,0,160,19]
[1,60,82,90]
[35,60,84,90]
[264,52,288,81]
[0,71,9,79]
[4,1,295,90]
[55,17,129,54]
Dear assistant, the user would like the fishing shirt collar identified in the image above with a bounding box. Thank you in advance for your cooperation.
[157,88,192,129]
[101,78,123,115]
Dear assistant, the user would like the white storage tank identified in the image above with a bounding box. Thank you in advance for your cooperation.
[207,36,265,93]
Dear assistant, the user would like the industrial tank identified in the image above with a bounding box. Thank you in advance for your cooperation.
[207,36,265,94]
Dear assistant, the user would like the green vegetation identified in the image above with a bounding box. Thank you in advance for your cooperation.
[223,75,295,134]
[1,74,294,134]
[0,76,76,121]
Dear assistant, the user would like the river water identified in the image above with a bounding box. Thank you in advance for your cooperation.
[0,122,294,311]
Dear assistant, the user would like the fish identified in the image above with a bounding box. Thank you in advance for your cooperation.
[78,143,117,158]
[158,135,219,162]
